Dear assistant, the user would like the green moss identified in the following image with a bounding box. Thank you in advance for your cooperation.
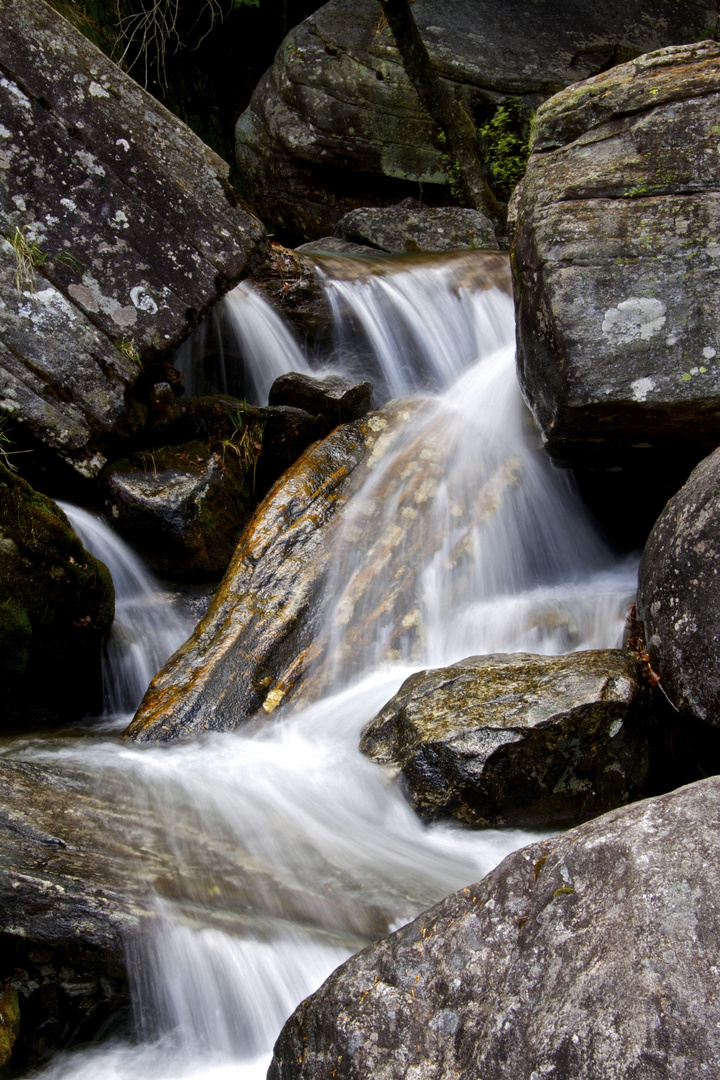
[479,100,535,202]
[0,986,20,1067]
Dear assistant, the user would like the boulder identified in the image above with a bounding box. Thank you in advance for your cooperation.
[0,0,267,476]
[0,464,114,726]
[511,42,720,498]
[103,396,328,580]
[334,199,498,253]
[269,774,720,1080]
[637,445,720,726]
[235,0,717,240]
[269,372,373,424]
[125,399,426,741]
[102,442,255,582]
[360,650,650,828]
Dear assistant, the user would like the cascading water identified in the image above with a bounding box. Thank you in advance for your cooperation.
[59,504,194,722]
[11,253,636,1080]
[175,281,311,403]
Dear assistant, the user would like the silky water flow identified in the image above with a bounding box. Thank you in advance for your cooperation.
[8,253,637,1080]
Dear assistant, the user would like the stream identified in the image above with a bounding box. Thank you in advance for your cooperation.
[5,252,636,1080]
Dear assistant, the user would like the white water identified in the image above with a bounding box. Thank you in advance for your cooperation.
[175,281,311,403]
[13,255,636,1080]
[59,504,194,722]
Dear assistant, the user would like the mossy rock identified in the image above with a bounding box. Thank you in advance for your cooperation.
[0,464,114,727]
[0,986,20,1067]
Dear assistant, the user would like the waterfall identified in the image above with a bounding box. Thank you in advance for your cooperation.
[175,281,311,404]
[60,504,194,721]
[16,253,636,1080]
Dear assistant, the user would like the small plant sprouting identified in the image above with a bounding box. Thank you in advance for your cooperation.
[0,413,29,473]
[5,226,85,295]
[6,226,46,294]
[223,401,264,493]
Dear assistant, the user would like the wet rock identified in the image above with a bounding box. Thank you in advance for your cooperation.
[334,200,498,253]
[125,399,426,741]
[0,757,158,1066]
[0,758,156,972]
[637,446,720,726]
[235,0,716,240]
[251,243,333,344]
[361,650,649,828]
[103,441,256,582]
[269,373,373,425]
[269,774,720,1080]
[511,43,720,498]
[0,0,267,475]
[0,464,114,727]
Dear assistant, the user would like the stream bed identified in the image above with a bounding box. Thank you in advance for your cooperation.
[4,252,637,1080]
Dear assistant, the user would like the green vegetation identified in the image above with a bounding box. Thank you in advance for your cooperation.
[117,337,141,364]
[478,100,535,202]
[224,402,264,491]
[5,226,84,294]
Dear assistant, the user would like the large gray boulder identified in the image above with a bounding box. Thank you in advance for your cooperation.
[269,774,720,1080]
[637,445,720,725]
[333,199,499,254]
[235,0,717,240]
[360,650,650,828]
[511,42,720,484]
[0,0,267,476]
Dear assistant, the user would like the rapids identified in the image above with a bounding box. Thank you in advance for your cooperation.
[6,252,636,1080]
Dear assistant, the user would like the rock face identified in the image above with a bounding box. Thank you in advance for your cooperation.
[0,0,267,476]
[103,442,256,582]
[637,446,720,725]
[360,651,649,828]
[125,400,425,741]
[269,775,720,1080]
[511,42,720,481]
[0,464,114,726]
[235,0,717,240]
[333,200,499,253]
[269,372,373,424]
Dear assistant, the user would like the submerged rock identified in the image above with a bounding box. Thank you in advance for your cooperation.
[0,464,114,726]
[126,400,426,741]
[269,775,720,1080]
[0,0,267,475]
[235,0,716,240]
[637,445,720,725]
[333,200,498,254]
[269,372,373,425]
[0,758,154,1065]
[511,42,720,503]
[361,651,649,828]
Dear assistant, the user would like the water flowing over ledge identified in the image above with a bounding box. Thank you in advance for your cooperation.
[9,251,636,1080]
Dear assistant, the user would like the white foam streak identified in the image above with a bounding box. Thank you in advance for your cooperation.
[175,282,310,403]
[60,504,193,719]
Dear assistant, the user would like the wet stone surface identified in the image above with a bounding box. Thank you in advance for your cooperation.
[360,650,650,828]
